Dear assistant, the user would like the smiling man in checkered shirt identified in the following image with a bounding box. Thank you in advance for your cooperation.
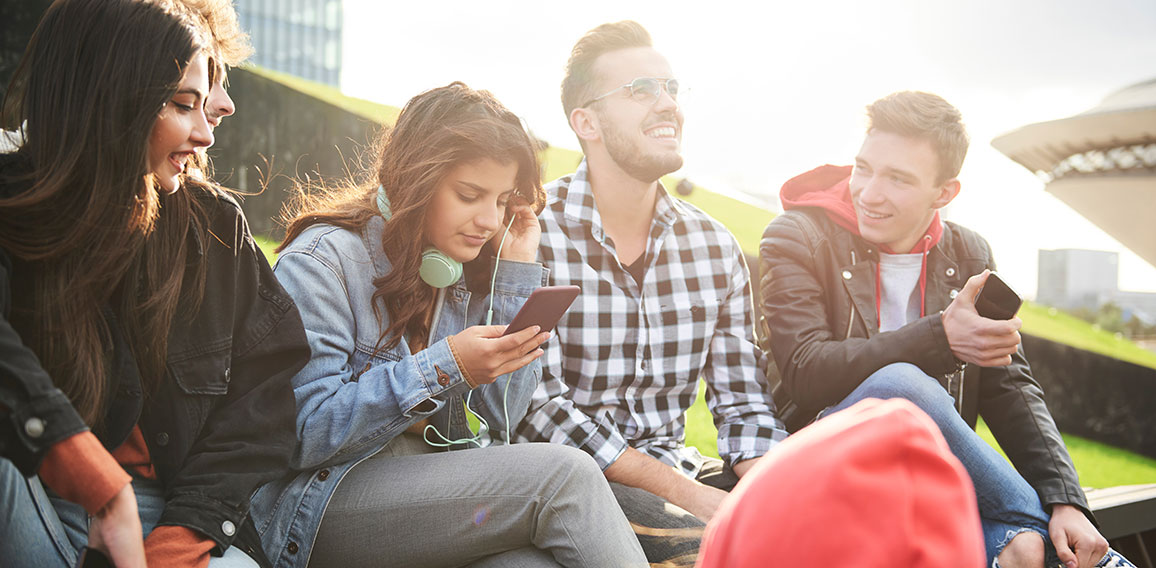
[514,21,788,563]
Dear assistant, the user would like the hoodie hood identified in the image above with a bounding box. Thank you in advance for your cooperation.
[779,164,944,255]
[780,164,860,234]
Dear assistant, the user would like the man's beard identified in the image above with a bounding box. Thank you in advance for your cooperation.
[601,113,684,183]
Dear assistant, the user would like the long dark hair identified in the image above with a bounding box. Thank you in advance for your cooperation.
[0,0,209,428]
[281,82,545,351]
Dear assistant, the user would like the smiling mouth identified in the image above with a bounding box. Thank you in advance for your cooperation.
[645,126,677,139]
[169,152,193,172]
[858,206,891,220]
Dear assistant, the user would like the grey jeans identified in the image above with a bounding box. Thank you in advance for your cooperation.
[309,434,646,568]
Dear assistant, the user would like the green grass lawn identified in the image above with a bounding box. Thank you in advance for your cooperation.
[253,234,279,266]
[1019,301,1156,371]
[684,381,1156,489]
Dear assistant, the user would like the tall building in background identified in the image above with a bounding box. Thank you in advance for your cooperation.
[1037,249,1119,310]
[1038,248,1156,324]
[236,0,342,87]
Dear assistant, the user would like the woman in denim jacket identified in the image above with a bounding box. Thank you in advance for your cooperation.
[251,83,646,568]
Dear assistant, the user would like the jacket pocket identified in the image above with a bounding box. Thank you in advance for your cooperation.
[168,343,232,396]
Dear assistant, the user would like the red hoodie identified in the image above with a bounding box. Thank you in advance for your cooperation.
[697,398,985,568]
[779,165,944,322]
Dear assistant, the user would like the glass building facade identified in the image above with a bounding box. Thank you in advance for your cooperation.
[237,0,342,87]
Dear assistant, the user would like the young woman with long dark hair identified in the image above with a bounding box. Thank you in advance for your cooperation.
[0,1,309,566]
[251,82,646,568]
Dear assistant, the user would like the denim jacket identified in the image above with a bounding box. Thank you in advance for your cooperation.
[251,217,547,568]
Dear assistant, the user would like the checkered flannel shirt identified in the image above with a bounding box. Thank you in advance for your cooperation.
[515,160,788,476]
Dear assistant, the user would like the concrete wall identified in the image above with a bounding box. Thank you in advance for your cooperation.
[208,67,383,239]
[1023,334,1156,459]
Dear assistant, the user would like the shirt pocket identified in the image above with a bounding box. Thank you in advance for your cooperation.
[656,296,724,360]
[168,344,232,396]
[166,343,231,431]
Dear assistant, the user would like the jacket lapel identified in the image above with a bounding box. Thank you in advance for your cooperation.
[840,259,879,336]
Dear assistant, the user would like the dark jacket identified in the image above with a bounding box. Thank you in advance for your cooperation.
[759,202,1091,517]
[0,153,310,564]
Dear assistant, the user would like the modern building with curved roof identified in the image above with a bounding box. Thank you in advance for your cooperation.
[992,78,1156,267]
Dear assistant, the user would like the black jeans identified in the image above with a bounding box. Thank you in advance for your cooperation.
[609,457,738,566]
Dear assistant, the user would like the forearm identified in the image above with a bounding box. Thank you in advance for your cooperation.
[777,316,958,411]
[604,447,699,503]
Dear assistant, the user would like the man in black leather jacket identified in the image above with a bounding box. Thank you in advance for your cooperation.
[759,91,1129,568]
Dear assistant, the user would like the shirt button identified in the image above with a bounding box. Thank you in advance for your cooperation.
[946,267,956,277]
[156,432,170,446]
[318,469,330,481]
[842,270,853,280]
[224,367,231,383]
[287,541,299,554]
[221,520,236,536]
[434,365,450,386]
[24,417,46,438]
[950,289,960,299]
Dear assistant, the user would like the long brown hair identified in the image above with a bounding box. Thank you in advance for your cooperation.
[0,0,210,428]
[281,82,546,351]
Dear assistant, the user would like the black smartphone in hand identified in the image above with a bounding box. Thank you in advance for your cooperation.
[974,272,1022,320]
[77,548,114,568]
[502,285,580,336]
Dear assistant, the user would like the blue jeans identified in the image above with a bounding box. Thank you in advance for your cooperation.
[824,363,1059,566]
[0,458,256,567]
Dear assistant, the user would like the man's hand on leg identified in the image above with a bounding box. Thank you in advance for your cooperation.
[1049,504,1108,568]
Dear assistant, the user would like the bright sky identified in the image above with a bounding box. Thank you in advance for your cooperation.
[341,0,1156,297]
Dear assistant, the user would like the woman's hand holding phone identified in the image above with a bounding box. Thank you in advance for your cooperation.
[450,325,550,385]
[493,199,539,263]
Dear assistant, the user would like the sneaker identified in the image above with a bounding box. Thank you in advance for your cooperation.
[1095,548,1137,568]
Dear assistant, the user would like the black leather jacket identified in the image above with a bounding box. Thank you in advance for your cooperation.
[759,207,1090,517]
[0,154,310,564]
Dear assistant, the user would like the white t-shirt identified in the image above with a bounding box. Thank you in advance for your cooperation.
[878,252,924,332]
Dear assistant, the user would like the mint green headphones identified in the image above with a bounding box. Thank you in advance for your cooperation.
[377,185,462,288]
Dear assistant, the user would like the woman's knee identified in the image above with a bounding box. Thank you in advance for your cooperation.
[511,444,604,493]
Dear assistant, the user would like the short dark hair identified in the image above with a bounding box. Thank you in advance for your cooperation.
[866,91,970,183]
[561,20,652,120]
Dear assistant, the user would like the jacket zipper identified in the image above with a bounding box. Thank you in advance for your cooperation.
[846,250,857,339]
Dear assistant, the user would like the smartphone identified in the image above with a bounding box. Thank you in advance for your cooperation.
[974,272,1022,320]
[76,548,113,568]
[502,285,580,336]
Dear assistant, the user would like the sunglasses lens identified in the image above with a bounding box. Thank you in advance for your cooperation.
[630,78,661,99]
[666,79,680,98]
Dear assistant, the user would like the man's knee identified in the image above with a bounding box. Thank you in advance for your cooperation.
[995,530,1045,568]
[859,363,953,409]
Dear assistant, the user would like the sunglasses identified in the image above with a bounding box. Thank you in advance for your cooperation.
[582,77,681,108]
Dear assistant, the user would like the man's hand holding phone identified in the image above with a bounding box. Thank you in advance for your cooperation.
[942,270,1023,367]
